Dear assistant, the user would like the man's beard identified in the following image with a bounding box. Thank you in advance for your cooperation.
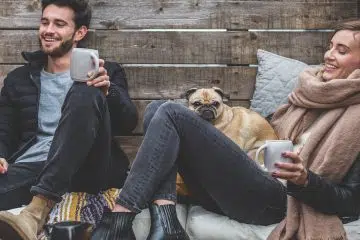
[39,35,75,58]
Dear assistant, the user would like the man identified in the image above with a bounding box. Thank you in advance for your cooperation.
[0,0,137,239]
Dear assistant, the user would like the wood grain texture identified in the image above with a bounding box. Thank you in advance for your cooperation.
[0,65,257,100]
[124,66,256,100]
[0,30,330,64]
[115,136,143,162]
[0,0,357,29]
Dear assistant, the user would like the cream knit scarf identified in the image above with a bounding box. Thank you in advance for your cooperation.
[268,67,360,240]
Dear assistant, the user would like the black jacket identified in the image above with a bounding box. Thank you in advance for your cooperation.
[287,153,360,223]
[0,50,138,170]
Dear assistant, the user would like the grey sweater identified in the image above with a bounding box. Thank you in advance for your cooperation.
[16,69,73,163]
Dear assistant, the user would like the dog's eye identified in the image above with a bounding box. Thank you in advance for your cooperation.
[212,101,220,107]
[193,101,201,107]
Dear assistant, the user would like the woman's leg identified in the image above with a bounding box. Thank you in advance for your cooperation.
[143,100,178,203]
[177,134,286,225]
[92,101,286,239]
[117,101,286,225]
[92,100,185,240]
[116,101,180,212]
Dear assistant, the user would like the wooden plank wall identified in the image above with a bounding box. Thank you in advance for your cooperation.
[0,0,358,160]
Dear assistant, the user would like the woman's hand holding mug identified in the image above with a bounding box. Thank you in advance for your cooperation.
[272,151,309,186]
[255,140,308,186]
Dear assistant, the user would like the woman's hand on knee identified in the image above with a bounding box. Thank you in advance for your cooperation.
[272,151,309,186]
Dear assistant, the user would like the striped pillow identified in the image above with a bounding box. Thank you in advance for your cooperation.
[48,188,120,225]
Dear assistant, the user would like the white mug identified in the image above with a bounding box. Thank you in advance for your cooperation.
[70,48,99,82]
[255,140,294,172]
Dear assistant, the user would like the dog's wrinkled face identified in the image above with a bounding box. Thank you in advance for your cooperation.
[186,87,225,122]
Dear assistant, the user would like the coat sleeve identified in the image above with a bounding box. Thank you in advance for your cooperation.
[105,62,138,136]
[287,154,360,218]
[0,74,19,160]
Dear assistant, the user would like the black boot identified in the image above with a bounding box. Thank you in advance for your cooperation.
[147,203,190,240]
[91,212,136,240]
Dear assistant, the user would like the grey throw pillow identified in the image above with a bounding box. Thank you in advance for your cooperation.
[250,49,309,117]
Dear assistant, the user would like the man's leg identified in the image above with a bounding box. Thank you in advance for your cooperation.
[0,83,116,240]
[0,162,45,210]
[31,82,114,200]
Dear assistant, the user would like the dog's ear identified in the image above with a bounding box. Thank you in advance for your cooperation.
[212,87,230,100]
[212,87,227,99]
[181,88,198,100]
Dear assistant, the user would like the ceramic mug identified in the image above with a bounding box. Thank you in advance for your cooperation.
[70,48,99,82]
[44,221,92,240]
[255,140,294,172]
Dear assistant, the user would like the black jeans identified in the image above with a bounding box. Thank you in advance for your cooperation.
[0,83,118,209]
[0,161,44,210]
[116,100,287,225]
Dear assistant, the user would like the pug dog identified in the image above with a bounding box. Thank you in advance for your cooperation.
[184,87,279,164]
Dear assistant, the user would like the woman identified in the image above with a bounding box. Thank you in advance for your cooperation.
[92,20,360,240]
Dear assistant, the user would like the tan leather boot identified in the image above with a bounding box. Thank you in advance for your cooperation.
[0,195,54,240]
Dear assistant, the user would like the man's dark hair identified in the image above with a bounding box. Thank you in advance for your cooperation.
[41,0,92,29]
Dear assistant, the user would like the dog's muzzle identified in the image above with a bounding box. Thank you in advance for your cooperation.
[198,106,216,121]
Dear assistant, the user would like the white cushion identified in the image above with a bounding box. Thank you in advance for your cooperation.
[186,205,360,240]
[186,205,275,240]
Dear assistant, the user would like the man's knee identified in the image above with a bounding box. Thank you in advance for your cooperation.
[64,82,106,110]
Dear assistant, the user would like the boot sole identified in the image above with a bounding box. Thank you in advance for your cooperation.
[0,218,28,240]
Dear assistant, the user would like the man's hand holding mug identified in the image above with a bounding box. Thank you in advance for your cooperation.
[70,48,110,96]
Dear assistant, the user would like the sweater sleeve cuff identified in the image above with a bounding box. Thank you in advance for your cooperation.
[107,82,120,98]
[106,82,130,103]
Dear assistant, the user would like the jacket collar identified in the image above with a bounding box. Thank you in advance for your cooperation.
[22,50,47,89]
[21,50,47,66]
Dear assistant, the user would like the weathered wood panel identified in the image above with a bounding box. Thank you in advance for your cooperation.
[0,0,357,29]
[0,30,330,64]
[115,136,143,162]
[125,66,256,100]
[0,65,256,99]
